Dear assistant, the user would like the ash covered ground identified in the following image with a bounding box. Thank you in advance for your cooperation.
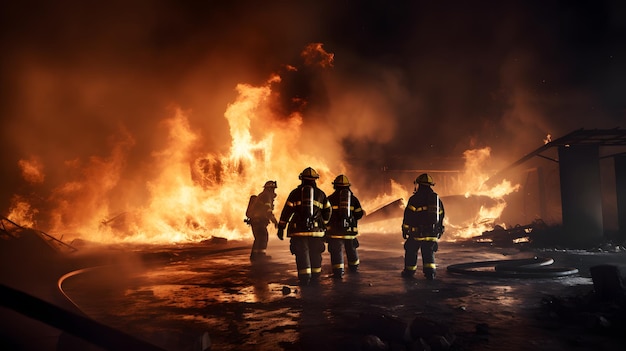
[3,230,625,351]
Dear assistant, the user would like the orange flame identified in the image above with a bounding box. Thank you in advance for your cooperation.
[7,71,336,244]
[446,147,520,240]
[18,157,45,184]
[360,179,409,234]
[358,147,520,240]
[301,43,334,68]
[7,196,38,228]
[544,133,552,144]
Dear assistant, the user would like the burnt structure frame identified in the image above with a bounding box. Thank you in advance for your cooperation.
[488,128,626,247]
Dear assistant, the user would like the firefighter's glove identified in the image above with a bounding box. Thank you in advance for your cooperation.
[277,225,285,240]
[402,228,409,240]
[436,224,445,239]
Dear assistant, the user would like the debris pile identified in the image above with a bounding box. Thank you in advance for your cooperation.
[475,219,549,246]
[357,313,455,351]
[538,264,626,342]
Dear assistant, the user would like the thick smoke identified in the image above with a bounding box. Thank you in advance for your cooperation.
[1,1,625,239]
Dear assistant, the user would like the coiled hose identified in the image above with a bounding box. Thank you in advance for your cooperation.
[446,256,579,278]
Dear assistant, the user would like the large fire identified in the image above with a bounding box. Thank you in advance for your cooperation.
[8,77,331,243]
[6,43,521,245]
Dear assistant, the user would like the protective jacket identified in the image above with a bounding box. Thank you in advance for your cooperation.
[402,186,445,240]
[325,189,364,239]
[278,181,332,237]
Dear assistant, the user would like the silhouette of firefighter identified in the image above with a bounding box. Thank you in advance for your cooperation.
[401,173,445,280]
[245,180,278,262]
[277,167,332,285]
[325,174,365,278]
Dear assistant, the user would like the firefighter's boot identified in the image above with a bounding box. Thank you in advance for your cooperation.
[298,274,311,286]
[401,269,415,279]
[425,269,436,280]
[310,272,321,284]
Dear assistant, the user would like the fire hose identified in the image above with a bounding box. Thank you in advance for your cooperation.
[0,283,168,351]
[446,256,579,278]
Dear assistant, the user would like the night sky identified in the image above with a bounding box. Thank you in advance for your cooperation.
[1,0,625,214]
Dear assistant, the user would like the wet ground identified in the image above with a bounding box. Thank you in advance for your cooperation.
[50,233,626,351]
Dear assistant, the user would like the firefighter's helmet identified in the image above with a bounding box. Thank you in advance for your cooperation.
[332,174,350,188]
[299,167,320,180]
[263,180,277,189]
[414,173,435,186]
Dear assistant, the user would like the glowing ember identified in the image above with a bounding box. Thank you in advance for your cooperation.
[544,133,552,144]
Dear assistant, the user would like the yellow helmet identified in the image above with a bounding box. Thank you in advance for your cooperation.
[332,174,350,188]
[414,173,435,186]
[299,167,320,180]
[263,180,277,189]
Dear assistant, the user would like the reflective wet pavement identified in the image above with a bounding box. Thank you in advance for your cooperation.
[54,233,626,351]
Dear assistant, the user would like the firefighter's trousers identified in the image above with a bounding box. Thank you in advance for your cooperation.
[290,236,325,283]
[403,237,438,276]
[328,238,359,274]
[250,222,269,260]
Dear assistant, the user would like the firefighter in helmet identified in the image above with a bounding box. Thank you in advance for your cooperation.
[325,174,365,278]
[277,167,332,285]
[246,180,278,262]
[401,173,445,280]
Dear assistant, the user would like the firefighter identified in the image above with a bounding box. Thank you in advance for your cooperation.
[401,173,445,280]
[245,180,278,262]
[277,167,332,285]
[325,174,365,278]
